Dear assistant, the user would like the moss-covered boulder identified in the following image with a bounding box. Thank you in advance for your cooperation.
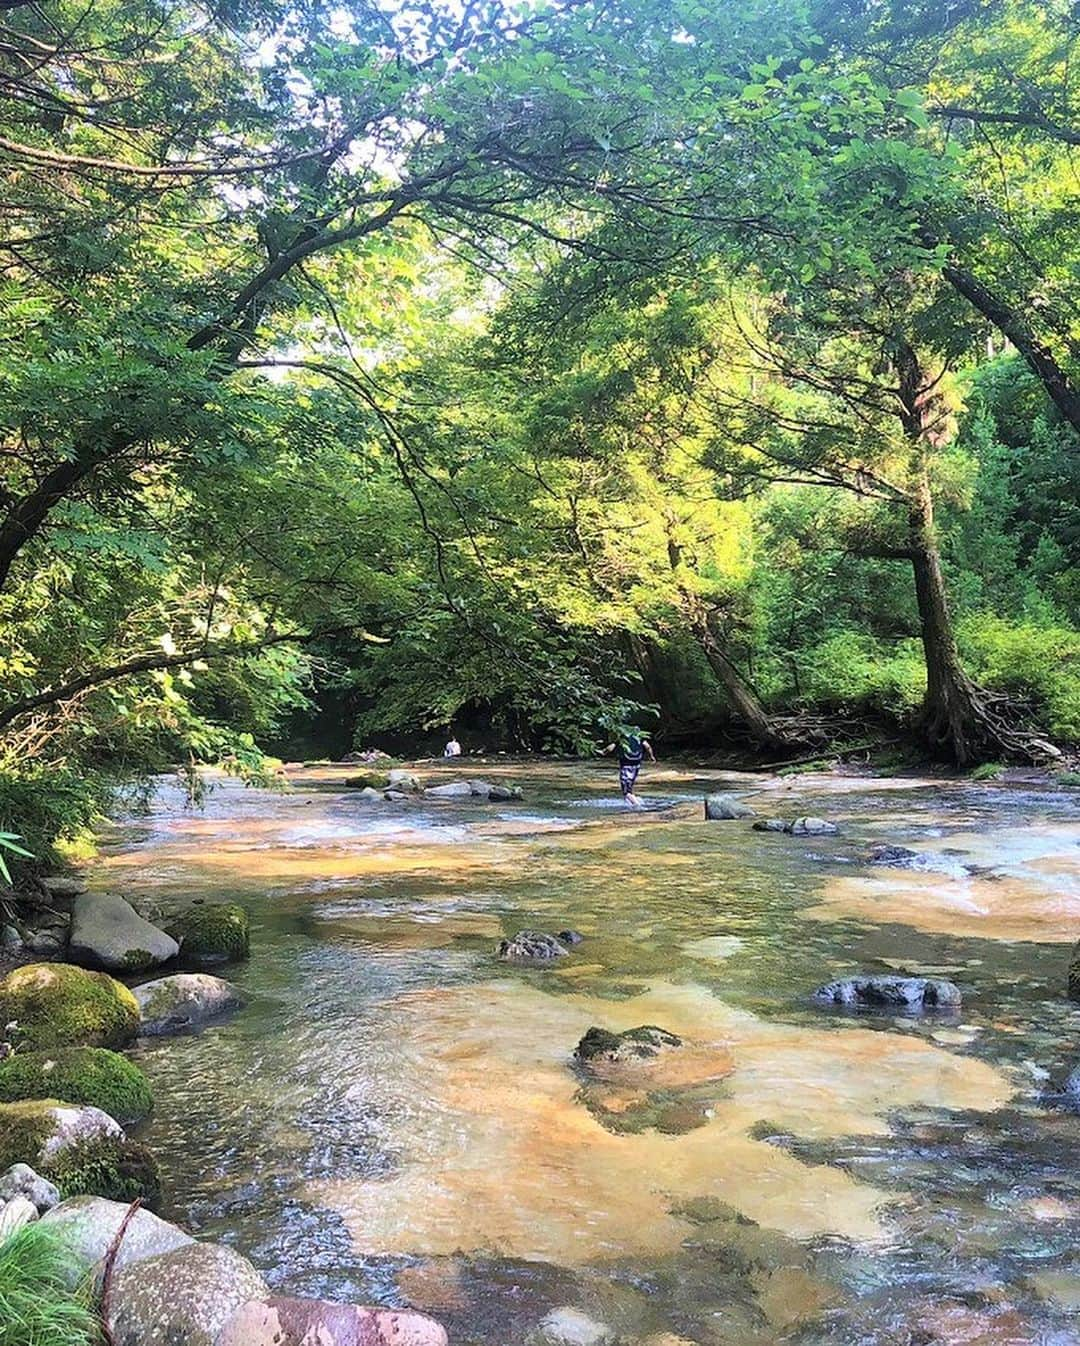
[0,963,140,1051]
[167,903,250,968]
[0,1048,153,1124]
[0,1100,161,1205]
[344,771,390,790]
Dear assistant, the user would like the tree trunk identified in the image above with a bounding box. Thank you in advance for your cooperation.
[661,514,782,747]
[693,613,780,747]
[895,343,1032,764]
[908,482,987,765]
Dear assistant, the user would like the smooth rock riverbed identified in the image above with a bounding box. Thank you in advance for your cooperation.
[91,760,1080,1345]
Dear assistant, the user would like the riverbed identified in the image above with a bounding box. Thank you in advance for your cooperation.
[94,760,1080,1344]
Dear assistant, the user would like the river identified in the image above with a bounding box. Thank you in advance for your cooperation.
[93,760,1080,1344]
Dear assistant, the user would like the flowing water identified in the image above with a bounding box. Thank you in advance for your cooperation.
[94,760,1080,1344]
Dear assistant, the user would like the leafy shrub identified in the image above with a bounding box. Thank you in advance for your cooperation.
[959,615,1080,742]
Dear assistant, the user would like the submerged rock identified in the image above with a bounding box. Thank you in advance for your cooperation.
[557,930,584,946]
[575,1024,682,1069]
[1068,942,1080,1001]
[0,1162,59,1213]
[787,817,838,836]
[704,793,755,820]
[535,1306,617,1346]
[813,975,962,1012]
[425,781,473,798]
[68,891,179,974]
[134,973,242,1036]
[752,819,788,832]
[167,902,250,968]
[0,1046,153,1123]
[0,1099,160,1203]
[497,931,570,961]
[216,1298,449,1346]
[489,784,523,802]
[868,845,922,867]
[106,1242,268,1346]
[0,962,140,1051]
[41,1194,192,1288]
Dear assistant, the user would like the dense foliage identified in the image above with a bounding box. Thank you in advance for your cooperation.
[1,0,1078,860]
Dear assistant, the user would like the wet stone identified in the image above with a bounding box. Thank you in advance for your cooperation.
[535,1307,617,1346]
[704,794,755,821]
[787,817,838,836]
[812,975,962,1012]
[575,1025,682,1068]
[498,931,570,961]
[751,819,788,832]
[216,1298,449,1346]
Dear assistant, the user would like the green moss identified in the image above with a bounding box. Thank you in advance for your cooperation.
[0,1099,55,1172]
[119,948,154,972]
[0,964,139,1051]
[47,1135,161,1206]
[1057,770,1080,788]
[970,762,1004,781]
[344,771,389,789]
[0,1099,161,1206]
[167,903,250,967]
[0,1048,152,1123]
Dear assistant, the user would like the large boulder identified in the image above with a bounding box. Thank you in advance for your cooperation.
[167,903,250,968]
[41,1194,192,1288]
[0,1099,160,1203]
[106,1242,268,1346]
[0,1047,152,1123]
[216,1298,449,1346]
[497,930,569,962]
[388,769,422,793]
[0,1162,60,1213]
[344,771,390,790]
[704,793,755,821]
[134,973,242,1037]
[0,963,140,1051]
[424,781,473,798]
[68,891,179,974]
[813,975,962,1012]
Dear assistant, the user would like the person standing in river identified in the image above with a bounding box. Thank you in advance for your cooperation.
[601,728,655,808]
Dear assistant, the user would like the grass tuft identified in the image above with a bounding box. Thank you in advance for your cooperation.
[0,1223,100,1345]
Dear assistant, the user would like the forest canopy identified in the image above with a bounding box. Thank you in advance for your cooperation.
[2,0,1079,858]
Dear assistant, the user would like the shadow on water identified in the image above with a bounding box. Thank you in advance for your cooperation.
[97,760,1080,1344]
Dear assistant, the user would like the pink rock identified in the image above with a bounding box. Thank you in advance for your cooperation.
[215,1297,449,1346]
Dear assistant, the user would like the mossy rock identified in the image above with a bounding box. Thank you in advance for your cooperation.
[48,1134,161,1206]
[0,1048,153,1124]
[0,963,140,1051]
[0,1099,161,1205]
[167,903,250,968]
[344,771,389,790]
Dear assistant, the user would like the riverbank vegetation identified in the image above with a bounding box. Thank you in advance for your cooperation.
[2,0,1079,864]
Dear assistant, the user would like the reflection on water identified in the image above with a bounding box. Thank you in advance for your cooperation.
[97,761,1080,1344]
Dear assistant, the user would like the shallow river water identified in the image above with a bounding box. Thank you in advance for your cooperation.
[95,760,1080,1345]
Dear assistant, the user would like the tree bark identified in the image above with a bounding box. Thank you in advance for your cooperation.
[941,262,1080,440]
[894,343,1021,764]
[692,613,779,747]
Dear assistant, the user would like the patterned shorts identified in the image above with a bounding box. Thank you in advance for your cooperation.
[619,762,640,795]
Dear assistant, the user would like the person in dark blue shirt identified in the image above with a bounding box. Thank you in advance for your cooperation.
[601,728,655,808]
